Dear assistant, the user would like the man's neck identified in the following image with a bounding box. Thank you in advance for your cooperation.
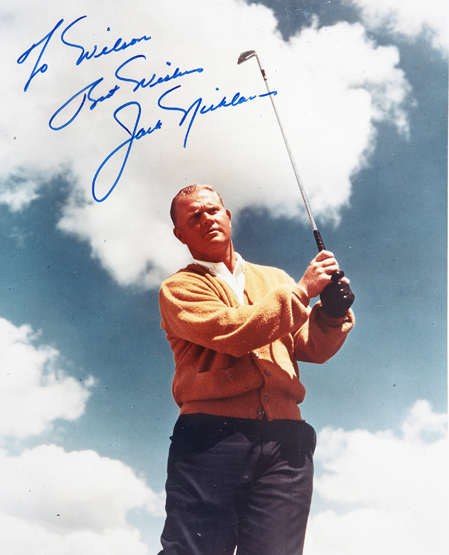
[191,242,236,273]
[222,242,236,273]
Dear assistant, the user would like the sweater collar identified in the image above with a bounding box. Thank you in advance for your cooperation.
[193,253,245,304]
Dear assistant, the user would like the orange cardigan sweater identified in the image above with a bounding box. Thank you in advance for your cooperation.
[159,261,354,421]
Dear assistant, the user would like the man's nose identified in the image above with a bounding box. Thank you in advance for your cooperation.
[201,212,214,225]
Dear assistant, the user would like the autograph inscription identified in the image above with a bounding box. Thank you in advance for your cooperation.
[17,15,277,202]
[17,16,151,91]
[93,102,162,202]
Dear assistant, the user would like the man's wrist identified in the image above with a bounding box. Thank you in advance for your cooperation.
[318,305,353,327]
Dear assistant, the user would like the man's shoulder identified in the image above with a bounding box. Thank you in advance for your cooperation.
[161,263,207,286]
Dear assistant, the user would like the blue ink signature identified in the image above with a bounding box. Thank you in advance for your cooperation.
[61,16,151,65]
[17,19,64,92]
[92,87,274,202]
[17,15,151,91]
[49,78,121,130]
[115,55,203,92]
[92,102,162,202]
[158,86,277,147]
[48,55,204,130]
[17,15,279,203]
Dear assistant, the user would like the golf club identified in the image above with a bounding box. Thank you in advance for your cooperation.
[238,50,331,252]
[238,49,349,287]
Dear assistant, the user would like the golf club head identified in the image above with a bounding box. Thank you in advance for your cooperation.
[238,50,256,64]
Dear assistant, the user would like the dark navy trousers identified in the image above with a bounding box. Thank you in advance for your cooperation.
[158,414,316,555]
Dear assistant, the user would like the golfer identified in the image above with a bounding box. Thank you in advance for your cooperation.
[158,185,354,555]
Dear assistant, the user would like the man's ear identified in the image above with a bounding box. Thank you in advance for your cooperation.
[173,227,185,244]
[226,209,231,222]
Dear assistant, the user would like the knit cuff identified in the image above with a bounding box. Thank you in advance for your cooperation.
[316,304,354,328]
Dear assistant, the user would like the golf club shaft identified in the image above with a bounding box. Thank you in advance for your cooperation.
[238,50,326,252]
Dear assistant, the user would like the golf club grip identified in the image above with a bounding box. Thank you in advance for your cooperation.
[314,230,345,283]
[314,229,326,252]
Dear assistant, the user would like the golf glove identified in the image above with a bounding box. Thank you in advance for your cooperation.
[320,272,355,318]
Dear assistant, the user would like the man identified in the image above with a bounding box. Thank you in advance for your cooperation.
[158,185,354,555]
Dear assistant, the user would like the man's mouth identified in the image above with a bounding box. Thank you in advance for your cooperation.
[202,228,220,237]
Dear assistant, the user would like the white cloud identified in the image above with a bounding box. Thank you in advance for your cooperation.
[306,400,449,555]
[0,444,165,530]
[0,170,42,211]
[0,444,165,555]
[0,314,166,553]
[0,317,94,439]
[1,0,412,287]
[346,0,449,53]
[0,516,150,555]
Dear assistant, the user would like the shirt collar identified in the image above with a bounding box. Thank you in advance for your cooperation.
[193,252,244,278]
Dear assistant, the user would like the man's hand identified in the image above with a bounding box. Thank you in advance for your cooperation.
[298,251,346,298]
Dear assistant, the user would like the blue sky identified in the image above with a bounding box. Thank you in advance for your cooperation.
[0,0,447,553]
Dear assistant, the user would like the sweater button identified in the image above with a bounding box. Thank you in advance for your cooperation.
[264,396,269,403]
[254,351,260,358]
[257,408,264,416]
[265,370,271,376]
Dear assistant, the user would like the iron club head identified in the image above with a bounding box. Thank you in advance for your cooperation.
[237,50,256,64]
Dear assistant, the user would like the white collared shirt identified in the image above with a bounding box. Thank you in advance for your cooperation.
[193,253,246,304]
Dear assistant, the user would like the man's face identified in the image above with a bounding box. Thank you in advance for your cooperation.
[173,189,232,262]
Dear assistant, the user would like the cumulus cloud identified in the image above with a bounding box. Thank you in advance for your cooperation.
[0,315,165,554]
[0,444,165,555]
[306,400,448,555]
[345,0,449,53]
[1,0,412,287]
[0,317,94,439]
